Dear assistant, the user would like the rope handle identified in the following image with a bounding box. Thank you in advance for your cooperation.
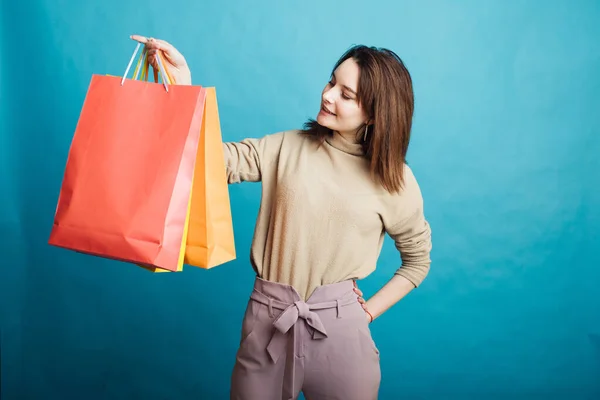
[121,42,170,92]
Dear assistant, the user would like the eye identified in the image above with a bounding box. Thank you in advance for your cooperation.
[342,93,352,100]
[328,79,336,87]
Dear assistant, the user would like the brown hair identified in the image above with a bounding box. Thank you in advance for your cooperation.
[302,45,414,193]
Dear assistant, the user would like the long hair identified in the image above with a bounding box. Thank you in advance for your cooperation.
[302,45,414,193]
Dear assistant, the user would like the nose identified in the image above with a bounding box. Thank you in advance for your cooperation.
[322,88,334,104]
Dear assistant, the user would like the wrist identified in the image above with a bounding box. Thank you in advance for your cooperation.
[365,309,374,323]
[179,68,192,86]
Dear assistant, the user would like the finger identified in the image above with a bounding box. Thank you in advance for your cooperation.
[130,35,159,49]
[358,298,366,304]
[353,288,363,297]
[148,51,161,65]
[130,34,148,44]
[362,304,368,310]
[153,38,178,54]
[141,51,157,69]
[131,35,158,51]
[161,50,177,65]
[138,38,174,56]
[146,38,163,51]
[154,40,186,65]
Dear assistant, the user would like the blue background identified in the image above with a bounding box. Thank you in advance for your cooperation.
[2,0,600,399]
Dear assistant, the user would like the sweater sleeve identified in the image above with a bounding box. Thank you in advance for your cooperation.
[384,169,432,287]
[222,132,285,184]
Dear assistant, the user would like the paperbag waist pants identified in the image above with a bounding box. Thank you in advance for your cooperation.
[230,277,381,400]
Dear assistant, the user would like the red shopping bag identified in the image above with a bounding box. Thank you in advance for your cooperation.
[49,43,207,271]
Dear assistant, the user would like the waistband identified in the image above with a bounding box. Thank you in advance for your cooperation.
[249,277,359,364]
[251,276,357,304]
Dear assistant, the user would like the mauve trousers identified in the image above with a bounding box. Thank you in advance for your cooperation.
[230,277,381,400]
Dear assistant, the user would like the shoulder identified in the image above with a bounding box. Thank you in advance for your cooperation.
[401,164,423,201]
[384,164,423,202]
[259,129,305,143]
[279,129,311,142]
[265,129,317,149]
[244,129,311,161]
[381,164,426,227]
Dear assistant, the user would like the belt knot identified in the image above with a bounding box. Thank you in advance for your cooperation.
[267,300,328,363]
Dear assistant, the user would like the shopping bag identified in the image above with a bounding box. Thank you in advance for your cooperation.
[108,48,192,273]
[49,43,207,272]
[143,87,236,273]
[132,49,236,273]
[131,47,190,273]
[185,86,236,268]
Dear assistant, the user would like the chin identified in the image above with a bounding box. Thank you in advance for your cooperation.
[316,115,334,130]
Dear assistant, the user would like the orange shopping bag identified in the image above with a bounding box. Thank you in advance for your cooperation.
[184,86,236,269]
[143,87,237,272]
[49,43,208,272]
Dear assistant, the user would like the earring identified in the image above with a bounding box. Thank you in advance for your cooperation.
[363,124,369,141]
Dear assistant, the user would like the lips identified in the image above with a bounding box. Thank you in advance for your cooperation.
[321,104,336,116]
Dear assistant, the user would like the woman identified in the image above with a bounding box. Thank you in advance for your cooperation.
[131,35,432,400]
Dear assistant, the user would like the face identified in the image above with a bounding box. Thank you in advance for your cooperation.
[317,58,369,138]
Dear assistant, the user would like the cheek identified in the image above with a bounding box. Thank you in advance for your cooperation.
[337,104,363,123]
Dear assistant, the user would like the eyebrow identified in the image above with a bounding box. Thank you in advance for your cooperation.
[332,72,357,96]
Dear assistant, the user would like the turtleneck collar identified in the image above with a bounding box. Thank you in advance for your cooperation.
[324,131,365,156]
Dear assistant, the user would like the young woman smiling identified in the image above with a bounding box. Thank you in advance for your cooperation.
[131,34,432,400]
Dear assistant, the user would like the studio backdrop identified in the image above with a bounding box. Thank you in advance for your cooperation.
[1,0,599,398]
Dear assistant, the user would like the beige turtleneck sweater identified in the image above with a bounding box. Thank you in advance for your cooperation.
[223,130,432,300]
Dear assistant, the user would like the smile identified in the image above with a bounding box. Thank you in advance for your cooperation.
[321,105,336,116]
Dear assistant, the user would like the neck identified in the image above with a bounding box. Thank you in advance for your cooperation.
[335,129,361,144]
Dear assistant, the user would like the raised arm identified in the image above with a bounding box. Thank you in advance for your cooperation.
[222,132,286,184]
[222,139,263,183]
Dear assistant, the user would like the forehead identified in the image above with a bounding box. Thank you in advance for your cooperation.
[333,58,360,87]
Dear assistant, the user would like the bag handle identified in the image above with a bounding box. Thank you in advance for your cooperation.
[129,43,173,85]
[156,52,173,84]
[132,47,159,83]
[134,47,169,84]
[121,42,170,92]
[132,46,147,81]
[139,50,173,85]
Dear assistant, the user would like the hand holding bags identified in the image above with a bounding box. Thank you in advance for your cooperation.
[49,42,235,272]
